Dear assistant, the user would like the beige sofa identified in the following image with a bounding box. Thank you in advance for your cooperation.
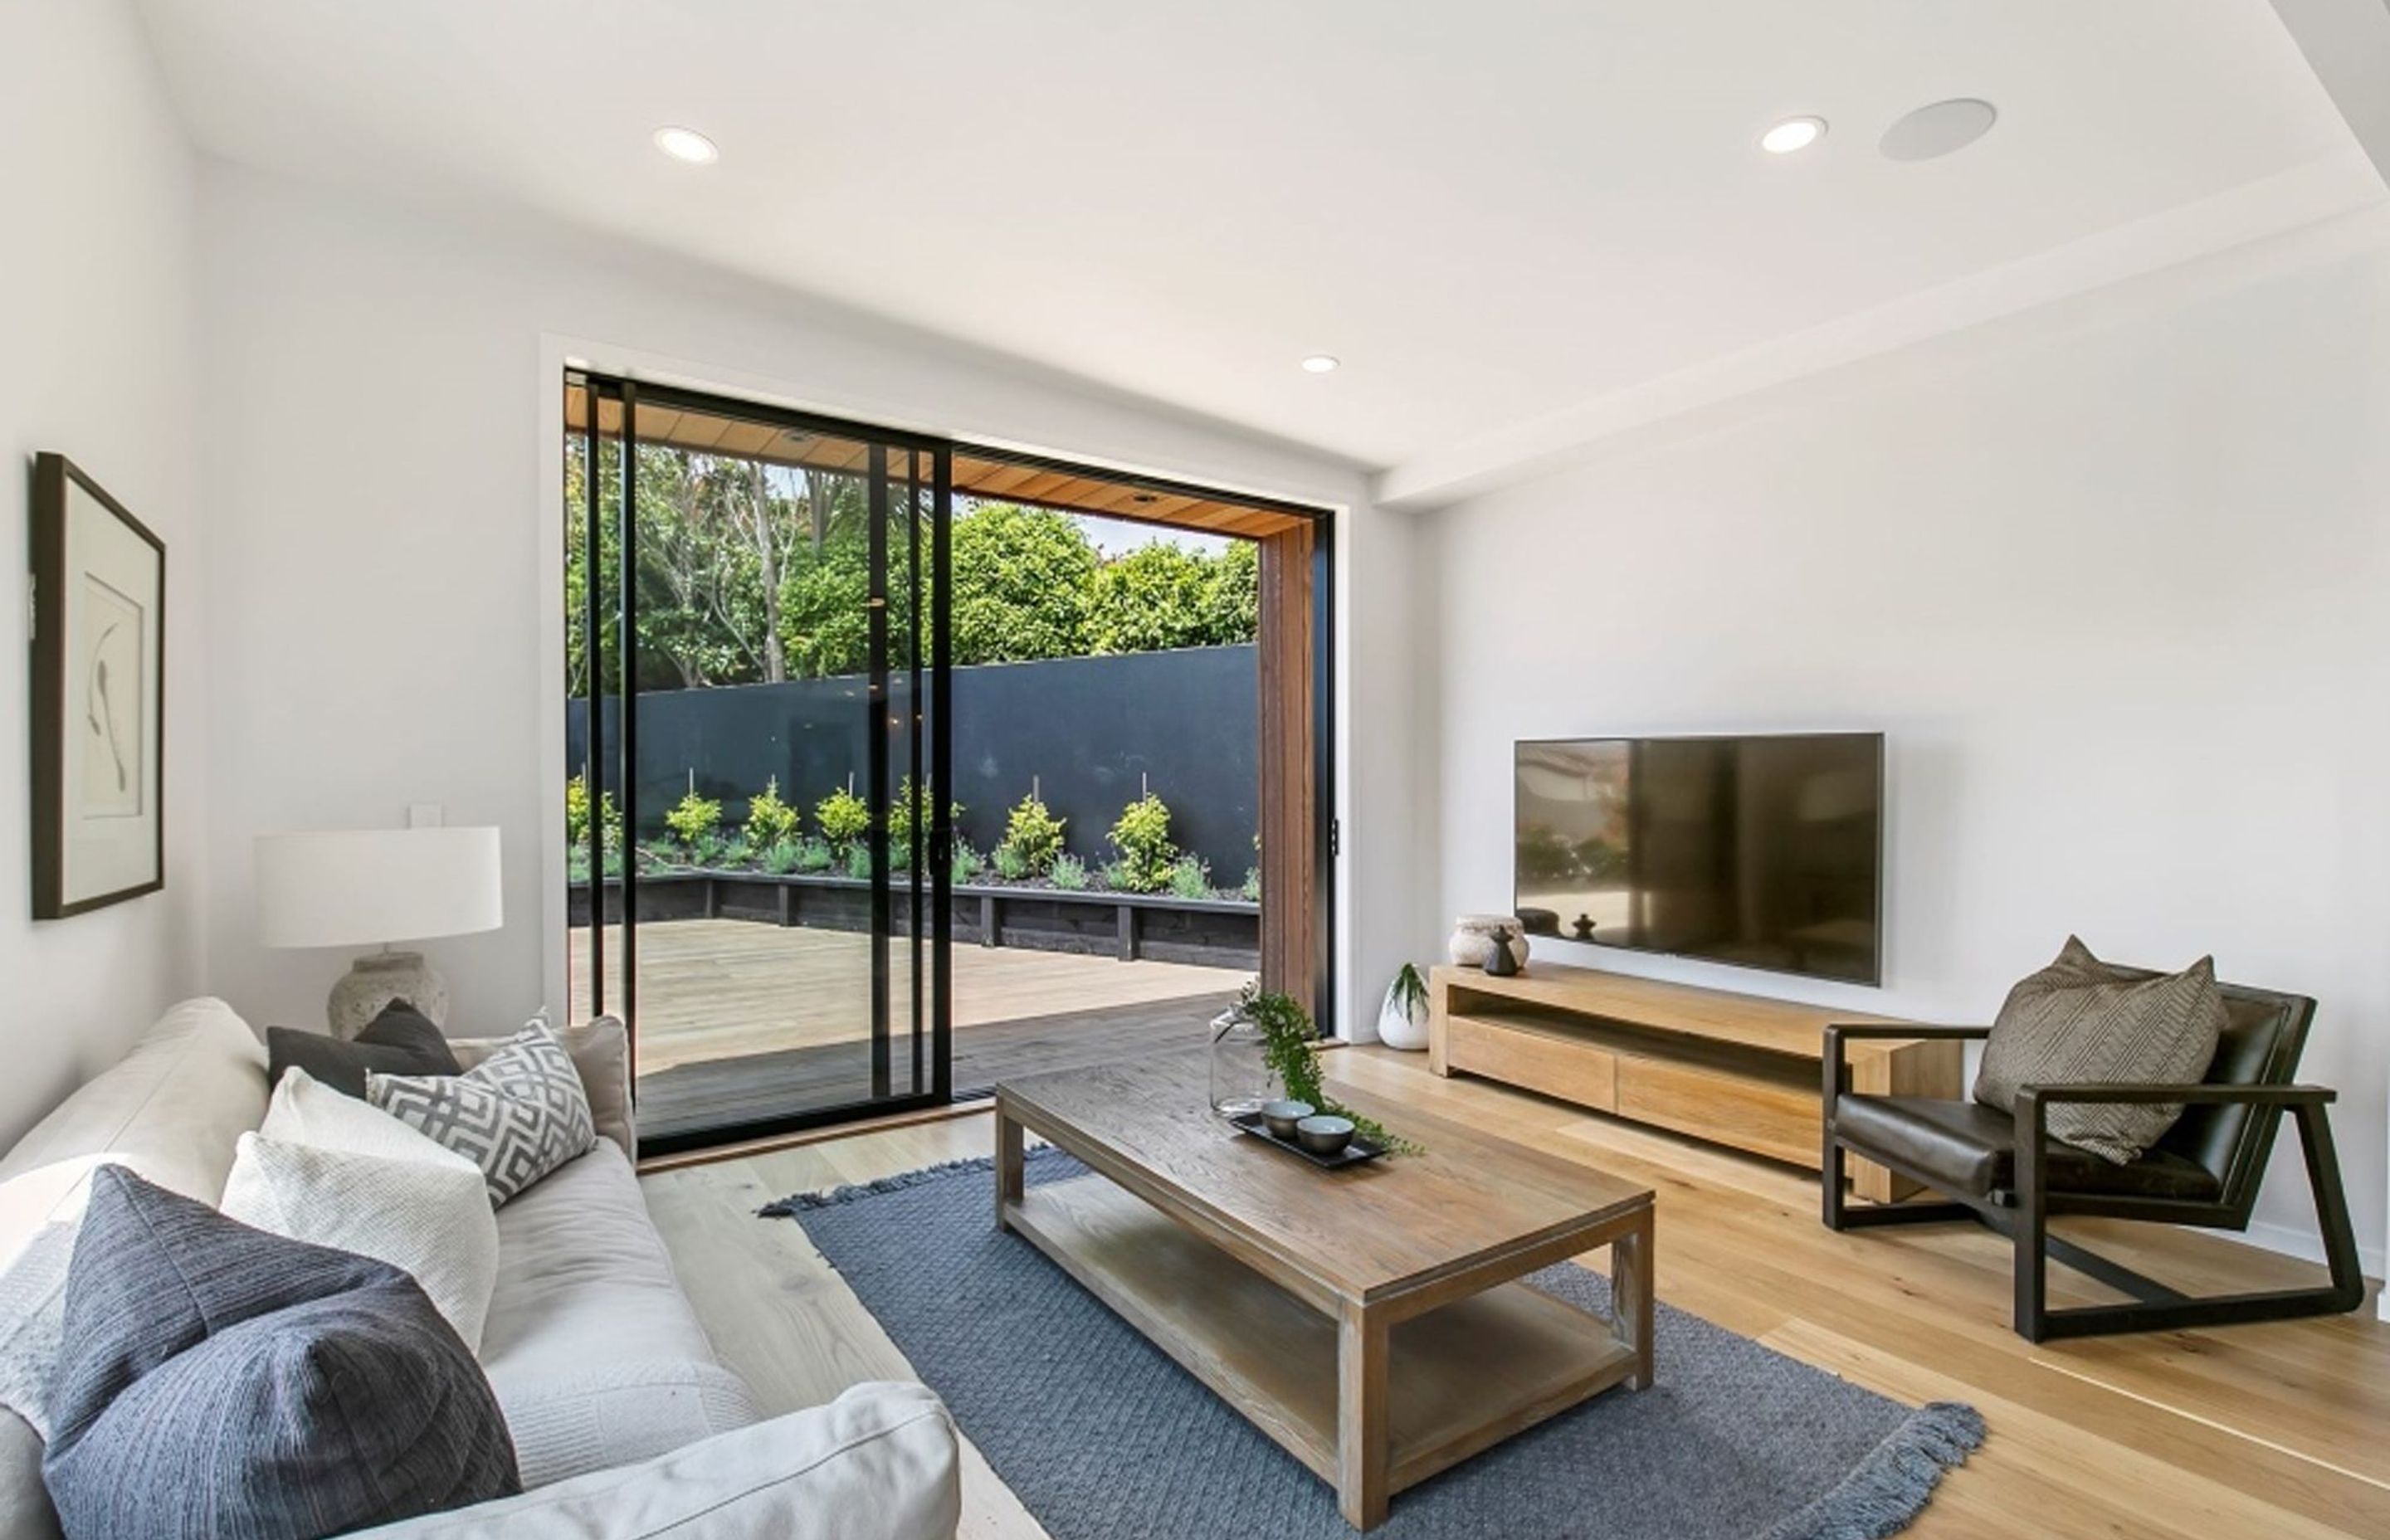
[0,998,962,1540]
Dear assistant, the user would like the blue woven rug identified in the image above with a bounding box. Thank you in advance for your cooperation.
[764,1150,1980,1539]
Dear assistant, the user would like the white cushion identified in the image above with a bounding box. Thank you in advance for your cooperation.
[350,1382,963,1540]
[221,1133,500,1353]
[0,999,266,1265]
[259,1064,477,1166]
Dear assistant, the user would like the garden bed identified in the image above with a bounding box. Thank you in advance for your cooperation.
[568,870,1259,970]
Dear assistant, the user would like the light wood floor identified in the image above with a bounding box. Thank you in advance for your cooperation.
[571,918,1244,1073]
[640,1045,2390,1539]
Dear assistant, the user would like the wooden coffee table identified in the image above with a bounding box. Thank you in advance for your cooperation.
[993,1052,1655,1529]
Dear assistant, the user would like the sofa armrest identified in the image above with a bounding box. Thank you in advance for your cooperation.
[353,1382,961,1540]
[451,1016,635,1157]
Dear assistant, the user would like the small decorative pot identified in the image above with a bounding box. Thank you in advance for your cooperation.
[1376,972,1431,1052]
[1448,914,1530,972]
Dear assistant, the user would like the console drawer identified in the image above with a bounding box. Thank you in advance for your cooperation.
[1445,1015,1617,1113]
[1612,1055,1818,1169]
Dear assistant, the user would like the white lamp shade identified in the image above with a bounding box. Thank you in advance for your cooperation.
[256,827,504,949]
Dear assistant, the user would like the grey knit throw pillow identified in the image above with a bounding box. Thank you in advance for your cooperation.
[1973,936,2226,1165]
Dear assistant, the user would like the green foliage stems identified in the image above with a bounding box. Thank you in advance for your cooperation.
[816,786,871,854]
[1166,855,1212,899]
[991,843,1031,881]
[1049,852,1090,891]
[744,777,803,849]
[998,793,1066,876]
[664,788,723,849]
[1234,983,1419,1156]
[1106,792,1178,894]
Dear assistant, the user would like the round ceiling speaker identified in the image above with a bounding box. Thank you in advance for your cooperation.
[1879,98,1997,162]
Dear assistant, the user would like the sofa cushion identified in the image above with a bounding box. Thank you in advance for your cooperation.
[222,1132,501,1354]
[0,998,266,1261]
[43,1167,519,1540]
[371,1019,596,1205]
[451,1016,634,1160]
[478,1140,754,1484]
[0,1223,73,1441]
[349,1382,962,1540]
[0,1408,58,1540]
[1973,937,2227,1164]
[1834,1094,2225,1202]
[267,1001,461,1099]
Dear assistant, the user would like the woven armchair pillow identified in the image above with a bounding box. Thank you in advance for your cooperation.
[1973,937,2227,1165]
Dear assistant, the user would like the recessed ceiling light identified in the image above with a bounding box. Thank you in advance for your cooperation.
[652,126,719,165]
[1300,354,1340,373]
[1759,116,1827,155]
[1880,99,1997,162]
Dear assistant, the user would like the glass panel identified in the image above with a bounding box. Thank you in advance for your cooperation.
[563,379,947,1147]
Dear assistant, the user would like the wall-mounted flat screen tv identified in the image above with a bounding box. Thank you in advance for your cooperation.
[1514,733,1883,985]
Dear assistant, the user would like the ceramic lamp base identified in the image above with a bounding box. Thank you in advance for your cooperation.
[328,950,448,1040]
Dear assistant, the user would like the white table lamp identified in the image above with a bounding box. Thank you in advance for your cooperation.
[256,827,504,1037]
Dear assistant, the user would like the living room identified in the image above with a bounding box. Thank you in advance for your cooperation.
[5,2,2388,1538]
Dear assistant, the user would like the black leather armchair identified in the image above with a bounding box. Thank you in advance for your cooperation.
[1820,977,2365,1342]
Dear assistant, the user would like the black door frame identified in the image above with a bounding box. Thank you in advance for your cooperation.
[568,372,1335,1157]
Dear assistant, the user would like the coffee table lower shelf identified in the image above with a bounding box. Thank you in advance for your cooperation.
[1003,1172,1641,1508]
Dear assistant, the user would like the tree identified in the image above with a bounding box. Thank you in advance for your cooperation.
[1090,543,1217,653]
[948,503,1098,664]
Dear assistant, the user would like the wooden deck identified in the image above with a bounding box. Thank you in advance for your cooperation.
[569,918,1244,1138]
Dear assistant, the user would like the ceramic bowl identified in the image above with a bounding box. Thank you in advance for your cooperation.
[1295,1114,1355,1157]
[1261,1099,1315,1139]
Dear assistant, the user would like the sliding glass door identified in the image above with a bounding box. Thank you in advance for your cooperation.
[565,373,952,1153]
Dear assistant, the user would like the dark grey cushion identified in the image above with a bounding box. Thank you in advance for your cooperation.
[41,1166,518,1540]
[1973,937,2227,1165]
[267,1001,461,1099]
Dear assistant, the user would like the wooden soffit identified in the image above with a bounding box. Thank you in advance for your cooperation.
[568,383,1312,540]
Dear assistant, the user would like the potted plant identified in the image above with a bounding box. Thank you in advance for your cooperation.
[1377,963,1431,1051]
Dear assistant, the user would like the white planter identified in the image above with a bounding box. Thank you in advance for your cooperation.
[1377,977,1430,1051]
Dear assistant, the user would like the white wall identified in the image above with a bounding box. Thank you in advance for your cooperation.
[195,163,1415,1042]
[1417,217,2390,1265]
[0,1,207,1147]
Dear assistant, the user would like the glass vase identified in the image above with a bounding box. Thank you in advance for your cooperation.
[1208,1008,1273,1118]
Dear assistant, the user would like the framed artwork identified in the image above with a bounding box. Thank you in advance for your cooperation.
[30,453,165,919]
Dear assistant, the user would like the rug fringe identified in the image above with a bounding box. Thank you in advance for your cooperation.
[1758,1400,1984,1540]
[758,1148,1071,1217]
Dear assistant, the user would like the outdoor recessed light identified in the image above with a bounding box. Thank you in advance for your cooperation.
[653,126,719,165]
[1760,116,1827,155]
[1300,355,1340,373]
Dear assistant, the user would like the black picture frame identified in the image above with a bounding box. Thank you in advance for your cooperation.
[29,452,166,919]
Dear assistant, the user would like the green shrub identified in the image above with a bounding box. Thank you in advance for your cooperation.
[990,842,1031,881]
[564,772,622,853]
[1106,792,1178,894]
[844,842,872,880]
[688,832,729,869]
[952,844,983,886]
[816,785,871,854]
[565,846,591,884]
[793,836,834,873]
[997,793,1066,876]
[665,787,723,849]
[888,777,963,868]
[759,840,803,875]
[638,838,685,872]
[1166,855,1212,899]
[744,777,803,849]
[718,836,753,869]
[1050,852,1090,891]
[1241,865,1261,902]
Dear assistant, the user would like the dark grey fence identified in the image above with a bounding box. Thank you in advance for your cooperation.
[568,645,1259,875]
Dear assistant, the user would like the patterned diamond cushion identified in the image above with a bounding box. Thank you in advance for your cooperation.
[369,1017,598,1205]
[1973,937,2227,1165]
[42,1166,518,1540]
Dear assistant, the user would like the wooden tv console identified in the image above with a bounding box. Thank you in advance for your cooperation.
[1428,962,1961,1202]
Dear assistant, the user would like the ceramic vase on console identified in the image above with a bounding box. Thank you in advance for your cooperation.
[1448,914,1530,972]
[1208,1007,1274,1117]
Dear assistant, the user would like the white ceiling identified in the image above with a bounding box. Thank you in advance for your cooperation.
[134,0,2378,500]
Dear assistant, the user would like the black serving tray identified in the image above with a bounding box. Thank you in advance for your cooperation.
[1227,1111,1388,1169]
